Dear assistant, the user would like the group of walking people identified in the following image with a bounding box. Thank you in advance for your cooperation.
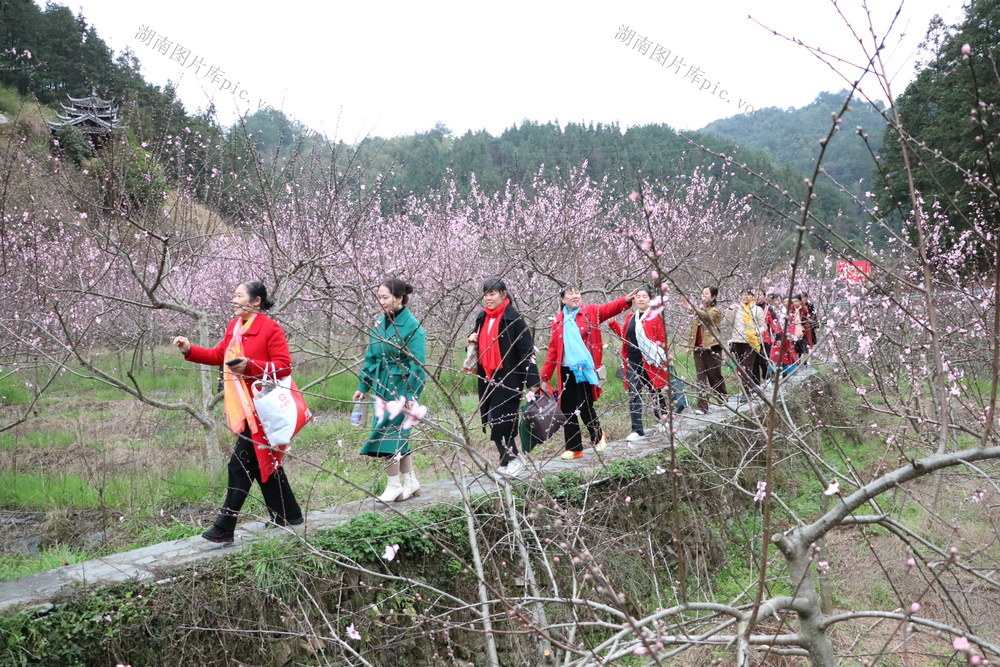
[685,287,817,413]
[173,277,816,542]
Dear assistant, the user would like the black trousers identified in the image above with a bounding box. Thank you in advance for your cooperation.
[795,338,808,363]
[559,367,601,452]
[215,429,302,532]
[480,383,521,467]
[730,342,759,394]
[753,342,771,384]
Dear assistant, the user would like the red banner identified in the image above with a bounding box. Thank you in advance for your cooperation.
[837,260,871,283]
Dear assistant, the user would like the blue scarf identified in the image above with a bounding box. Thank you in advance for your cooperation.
[562,306,599,385]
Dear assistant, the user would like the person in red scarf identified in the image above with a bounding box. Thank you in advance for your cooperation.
[172,281,303,543]
[469,278,540,477]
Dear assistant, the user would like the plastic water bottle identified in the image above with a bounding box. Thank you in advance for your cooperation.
[350,401,365,426]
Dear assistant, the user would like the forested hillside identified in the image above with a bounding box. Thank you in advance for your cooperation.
[344,118,861,242]
[0,0,196,145]
[876,0,999,239]
[700,90,887,202]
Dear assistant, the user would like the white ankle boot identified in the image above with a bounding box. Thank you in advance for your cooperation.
[378,475,403,502]
[399,471,421,501]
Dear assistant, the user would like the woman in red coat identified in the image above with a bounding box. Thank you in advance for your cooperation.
[609,287,670,441]
[172,281,303,543]
[541,286,635,459]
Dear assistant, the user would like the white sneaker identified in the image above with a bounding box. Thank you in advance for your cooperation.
[625,432,643,442]
[504,458,526,477]
[496,464,509,476]
[694,409,706,415]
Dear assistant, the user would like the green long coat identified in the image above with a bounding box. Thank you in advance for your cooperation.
[356,307,427,457]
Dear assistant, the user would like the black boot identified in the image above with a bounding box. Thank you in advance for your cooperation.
[201,525,234,543]
[268,514,305,528]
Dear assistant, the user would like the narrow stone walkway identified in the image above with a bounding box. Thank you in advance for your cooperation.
[0,369,814,613]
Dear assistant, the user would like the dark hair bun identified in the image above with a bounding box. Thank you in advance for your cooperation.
[381,277,414,305]
[243,281,274,311]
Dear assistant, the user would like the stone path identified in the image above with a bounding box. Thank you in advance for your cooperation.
[0,369,814,613]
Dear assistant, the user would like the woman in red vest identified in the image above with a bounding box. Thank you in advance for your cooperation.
[173,281,303,543]
[541,286,635,459]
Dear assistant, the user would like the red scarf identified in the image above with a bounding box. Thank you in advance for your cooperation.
[478,298,510,379]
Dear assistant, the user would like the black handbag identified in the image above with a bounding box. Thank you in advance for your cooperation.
[518,389,565,453]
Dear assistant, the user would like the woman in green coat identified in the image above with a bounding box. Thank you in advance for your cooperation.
[353,278,427,502]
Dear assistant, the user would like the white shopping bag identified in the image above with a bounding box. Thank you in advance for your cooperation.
[251,363,311,446]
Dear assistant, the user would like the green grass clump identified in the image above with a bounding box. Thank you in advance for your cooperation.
[0,473,120,510]
[159,466,217,504]
[289,414,353,448]
[0,545,92,583]
[229,536,320,601]
[127,516,204,549]
[0,372,33,406]
[0,464,216,511]
[0,85,23,116]
[294,368,359,414]
[310,503,468,563]
[0,429,76,449]
[540,470,587,504]
[599,457,656,482]
[0,583,153,665]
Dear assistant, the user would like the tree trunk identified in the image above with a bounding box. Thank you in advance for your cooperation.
[775,533,837,667]
[503,485,553,663]
[458,463,499,667]
[198,317,223,479]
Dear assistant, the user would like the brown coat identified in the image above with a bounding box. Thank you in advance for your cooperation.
[687,304,723,350]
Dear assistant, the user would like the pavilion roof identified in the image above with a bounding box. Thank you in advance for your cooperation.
[65,92,114,109]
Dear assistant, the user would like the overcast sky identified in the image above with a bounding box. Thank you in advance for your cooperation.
[63,0,966,141]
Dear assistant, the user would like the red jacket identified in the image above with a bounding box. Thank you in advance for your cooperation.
[541,298,630,400]
[184,314,292,482]
[609,311,670,390]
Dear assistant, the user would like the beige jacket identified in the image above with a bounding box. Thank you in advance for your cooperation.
[724,303,767,346]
